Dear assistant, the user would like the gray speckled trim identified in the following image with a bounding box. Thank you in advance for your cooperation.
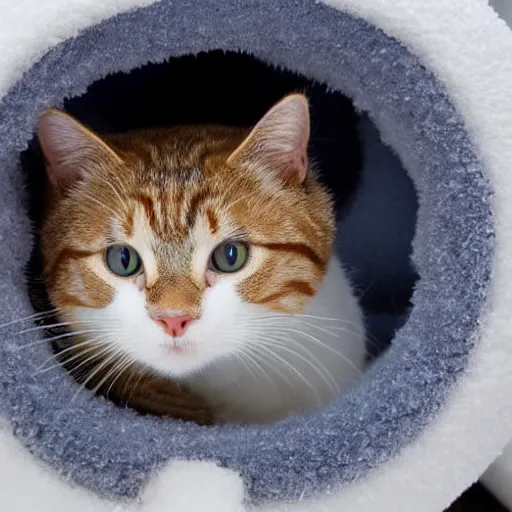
[0,0,493,505]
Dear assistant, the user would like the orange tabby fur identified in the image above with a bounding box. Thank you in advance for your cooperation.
[38,95,337,422]
[41,126,333,315]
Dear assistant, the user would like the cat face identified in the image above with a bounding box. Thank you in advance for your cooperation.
[38,95,335,378]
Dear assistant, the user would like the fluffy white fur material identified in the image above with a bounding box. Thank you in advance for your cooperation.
[1,0,512,511]
[0,422,245,512]
[0,0,156,99]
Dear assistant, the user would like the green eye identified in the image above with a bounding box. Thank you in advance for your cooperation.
[210,241,249,273]
[105,245,142,277]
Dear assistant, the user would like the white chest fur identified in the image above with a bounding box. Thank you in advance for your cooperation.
[188,257,366,424]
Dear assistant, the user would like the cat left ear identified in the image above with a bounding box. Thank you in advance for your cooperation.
[37,109,122,195]
[227,94,310,184]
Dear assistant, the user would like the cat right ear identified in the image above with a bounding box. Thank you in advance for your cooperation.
[227,94,310,185]
[37,109,122,194]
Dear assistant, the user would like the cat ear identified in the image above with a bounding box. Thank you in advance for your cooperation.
[227,94,310,184]
[37,109,122,194]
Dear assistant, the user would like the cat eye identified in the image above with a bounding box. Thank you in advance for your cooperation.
[210,241,249,273]
[105,245,142,277]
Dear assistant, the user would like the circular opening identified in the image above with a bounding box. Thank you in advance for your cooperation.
[22,50,417,424]
[1,1,492,502]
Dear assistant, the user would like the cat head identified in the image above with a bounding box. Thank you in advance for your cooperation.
[37,94,335,378]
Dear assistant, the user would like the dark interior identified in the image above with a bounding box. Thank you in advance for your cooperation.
[65,50,363,216]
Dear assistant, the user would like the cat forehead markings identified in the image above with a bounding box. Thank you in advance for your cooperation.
[125,182,221,234]
[120,192,226,289]
[39,95,335,315]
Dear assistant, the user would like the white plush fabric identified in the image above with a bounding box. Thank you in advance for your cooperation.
[1,0,512,511]
[307,0,512,510]
[482,2,512,508]
[0,423,115,512]
[0,423,245,512]
[490,0,512,27]
[0,0,156,98]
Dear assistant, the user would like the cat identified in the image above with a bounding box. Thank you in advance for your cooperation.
[36,93,365,424]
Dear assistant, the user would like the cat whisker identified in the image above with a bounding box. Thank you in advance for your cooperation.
[91,354,133,398]
[232,351,260,383]
[219,171,251,205]
[292,321,356,340]
[54,336,117,369]
[125,368,147,405]
[32,339,110,377]
[33,337,103,373]
[252,335,341,397]
[81,191,123,221]
[285,318,381,352]
[117,365,141,401]
[95,174,130,213]
[223,188,272,211]
[225,191,282,222]
[0,308,61,330]
[235,324,348,395]
[221,174,282,222]
[15,319,119,335]
[267,320,369,349]
[104,357,136,398]
[71,346,125,402]
[239,320,362,346]
[241,319,345,339]
[269,327,363,377]
[238,343,293,387]
[16,328,115,350]
[243,340,322,405]
[106,165,132,197]
[244,312,363,327]
[233,346,274,385]
[241,315,379,349]
[292,321,381,351]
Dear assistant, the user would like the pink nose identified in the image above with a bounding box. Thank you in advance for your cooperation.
[156,315,194,337]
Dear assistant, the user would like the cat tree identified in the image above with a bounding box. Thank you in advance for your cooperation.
[1,0,512,511]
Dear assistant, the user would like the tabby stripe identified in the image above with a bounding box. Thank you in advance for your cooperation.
[252,242,325,269]
[206,208,219,234]
[46,248,98,280]
[122,208,134,237]
[134,193,158,232]
[186,189,209,226]
[257,280,315,305]
[174,186,187,234]
[159,187,173,234]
